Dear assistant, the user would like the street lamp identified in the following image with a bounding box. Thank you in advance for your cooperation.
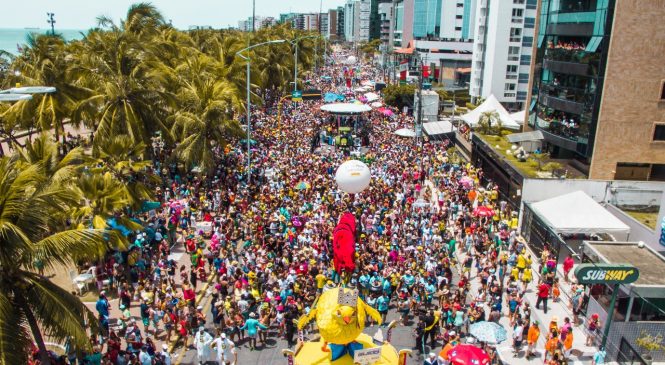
[0,85,57,156]
[289,35,319,93]
[235,39,286,185]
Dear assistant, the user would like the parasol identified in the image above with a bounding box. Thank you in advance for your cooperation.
[448,344,490,365]
[469,321,507,344]
[473,206,495,217]
[394,128,416,138]
[296,181,311,190]
[370,101,383,108]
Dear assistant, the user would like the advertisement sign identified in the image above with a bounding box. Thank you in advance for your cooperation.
[574,264,640,285]
[399,60,408,85]
[353,348,382,365]
[291,90,303,102]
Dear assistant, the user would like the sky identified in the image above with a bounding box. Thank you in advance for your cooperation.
[0,0,347,30]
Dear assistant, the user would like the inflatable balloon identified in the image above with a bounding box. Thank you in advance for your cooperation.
[335,160,370,194]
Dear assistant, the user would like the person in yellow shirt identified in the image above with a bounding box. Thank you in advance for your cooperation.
[510,266,520,282]
[516,253,527,277]
[315,272,327,293]
[522,267,532,292]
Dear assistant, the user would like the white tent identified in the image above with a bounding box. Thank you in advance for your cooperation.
[461,94,521,130]
[530,191,630,240]
[394,128,416,137]
[510,110,526,125]
[422,120,454,136]
[364,92,380,102]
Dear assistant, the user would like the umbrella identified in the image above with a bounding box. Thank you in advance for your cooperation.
[370,101,383,108]
[448,344,490,365]
[469,321,508,344]
[240,139,257,145]
[394,128,416,138]
[473,206,495,217]
[296,181,311,190]
[381,109,394,116]
[364,92,380,102]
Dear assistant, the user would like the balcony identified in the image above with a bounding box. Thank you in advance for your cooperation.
[546,21,594,36]
[538,93,586,115]
[543,59,593,76]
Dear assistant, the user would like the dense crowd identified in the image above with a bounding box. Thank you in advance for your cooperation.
[35,51,606,365]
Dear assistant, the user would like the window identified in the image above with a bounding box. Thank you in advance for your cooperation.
[509,46,520,54]
[517,91,528,101]
[505,83,516,91]
[524,17,536,28]
[512,9,524,17]
[522,36,533,47]
[457,3,464,7]
[526,0,537,9]
[654,124,665,141]
[520,54,532,65]
[510,27,522,42]
[513,0,525,3]
[506,65,518,73]
[455,26,462,31]
[456,15,463,19]
[661,80,665,100]
[518,73,530,83]
[504,92,516,98]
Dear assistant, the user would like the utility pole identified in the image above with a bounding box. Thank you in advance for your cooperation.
[252,0,256,32]
[47,13,55,35]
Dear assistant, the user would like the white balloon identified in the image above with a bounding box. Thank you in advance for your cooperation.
[335,160,371,194]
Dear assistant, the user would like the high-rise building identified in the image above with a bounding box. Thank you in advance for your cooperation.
[319,12,330,37]
[327,9,339,39]
[378,1,393,47]
[344,0,372,42]
[470,0,537,110]
[439,0,477,40]
[336,6,346,39]
[526,0,665,180]
[392,0,414,47]
[413,0,442,38]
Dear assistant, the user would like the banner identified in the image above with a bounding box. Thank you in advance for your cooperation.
[422,65,429,80]
[399,60,408,84]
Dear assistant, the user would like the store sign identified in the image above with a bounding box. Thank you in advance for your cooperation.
[574,264,640,285]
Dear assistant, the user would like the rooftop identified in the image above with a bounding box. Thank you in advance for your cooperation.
[587,242,665,286]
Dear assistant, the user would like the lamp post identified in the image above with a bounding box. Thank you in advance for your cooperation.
[235,39,286,185]
[47,13,56,35]
[0,85,57,156]
[290,35,319,93]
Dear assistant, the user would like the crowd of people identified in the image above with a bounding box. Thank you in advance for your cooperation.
[33,50,607,365]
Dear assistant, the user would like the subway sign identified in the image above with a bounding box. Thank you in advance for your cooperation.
[574,264,640,285]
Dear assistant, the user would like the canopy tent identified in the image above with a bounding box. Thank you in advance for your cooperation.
[324,92,345,103]
[320,103,372,115]
[422,120,454,136]
[461,95,521,130]
[510,110,526,125]
[530,191,630,240]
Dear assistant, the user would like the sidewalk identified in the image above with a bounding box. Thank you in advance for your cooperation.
[424,179,600,364]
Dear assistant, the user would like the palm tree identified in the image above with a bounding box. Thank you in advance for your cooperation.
[0,156,124,365]
[171,70,244,174]
[3,34,92,152]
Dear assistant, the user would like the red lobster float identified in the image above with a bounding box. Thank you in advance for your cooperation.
[333,212,357,275]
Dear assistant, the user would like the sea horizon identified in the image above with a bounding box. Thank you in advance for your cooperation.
[0,28,86,54]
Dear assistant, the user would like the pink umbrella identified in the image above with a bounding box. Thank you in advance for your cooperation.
[380,108,393,116]
[473,206,495,217]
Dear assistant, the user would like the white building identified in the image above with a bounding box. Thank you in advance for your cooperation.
[470,0,536,110]
[344,0,371,43]
[439,0,477,40]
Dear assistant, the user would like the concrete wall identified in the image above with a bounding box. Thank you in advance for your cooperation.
[605,204,662,253]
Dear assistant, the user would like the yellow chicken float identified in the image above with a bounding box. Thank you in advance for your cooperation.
[283,287,409,365]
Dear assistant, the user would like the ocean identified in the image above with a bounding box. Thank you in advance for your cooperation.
[0,28,85,54]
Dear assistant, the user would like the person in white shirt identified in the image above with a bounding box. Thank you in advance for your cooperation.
[194,326,213,365]
[160,343,172,365]
[211,330,237,365]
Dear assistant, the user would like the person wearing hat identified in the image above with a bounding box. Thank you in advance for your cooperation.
[194,326,213,365]
[159,343,172,365]
[424,351,440,365]
[239,312,267,351]
[586,313,601,346]
[211,328,237,365]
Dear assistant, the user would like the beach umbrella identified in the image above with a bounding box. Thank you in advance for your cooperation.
[473,206,495,217]
[469,321,508,344]
[296,181,311,190]
[448,344,490,365]
[370,101,383,108]
[364,92,379,102]
[381,109,394,117]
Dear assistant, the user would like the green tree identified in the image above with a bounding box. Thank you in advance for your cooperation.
[477,111,501,135]
[383,83,417,111]
[0,156,124,365]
